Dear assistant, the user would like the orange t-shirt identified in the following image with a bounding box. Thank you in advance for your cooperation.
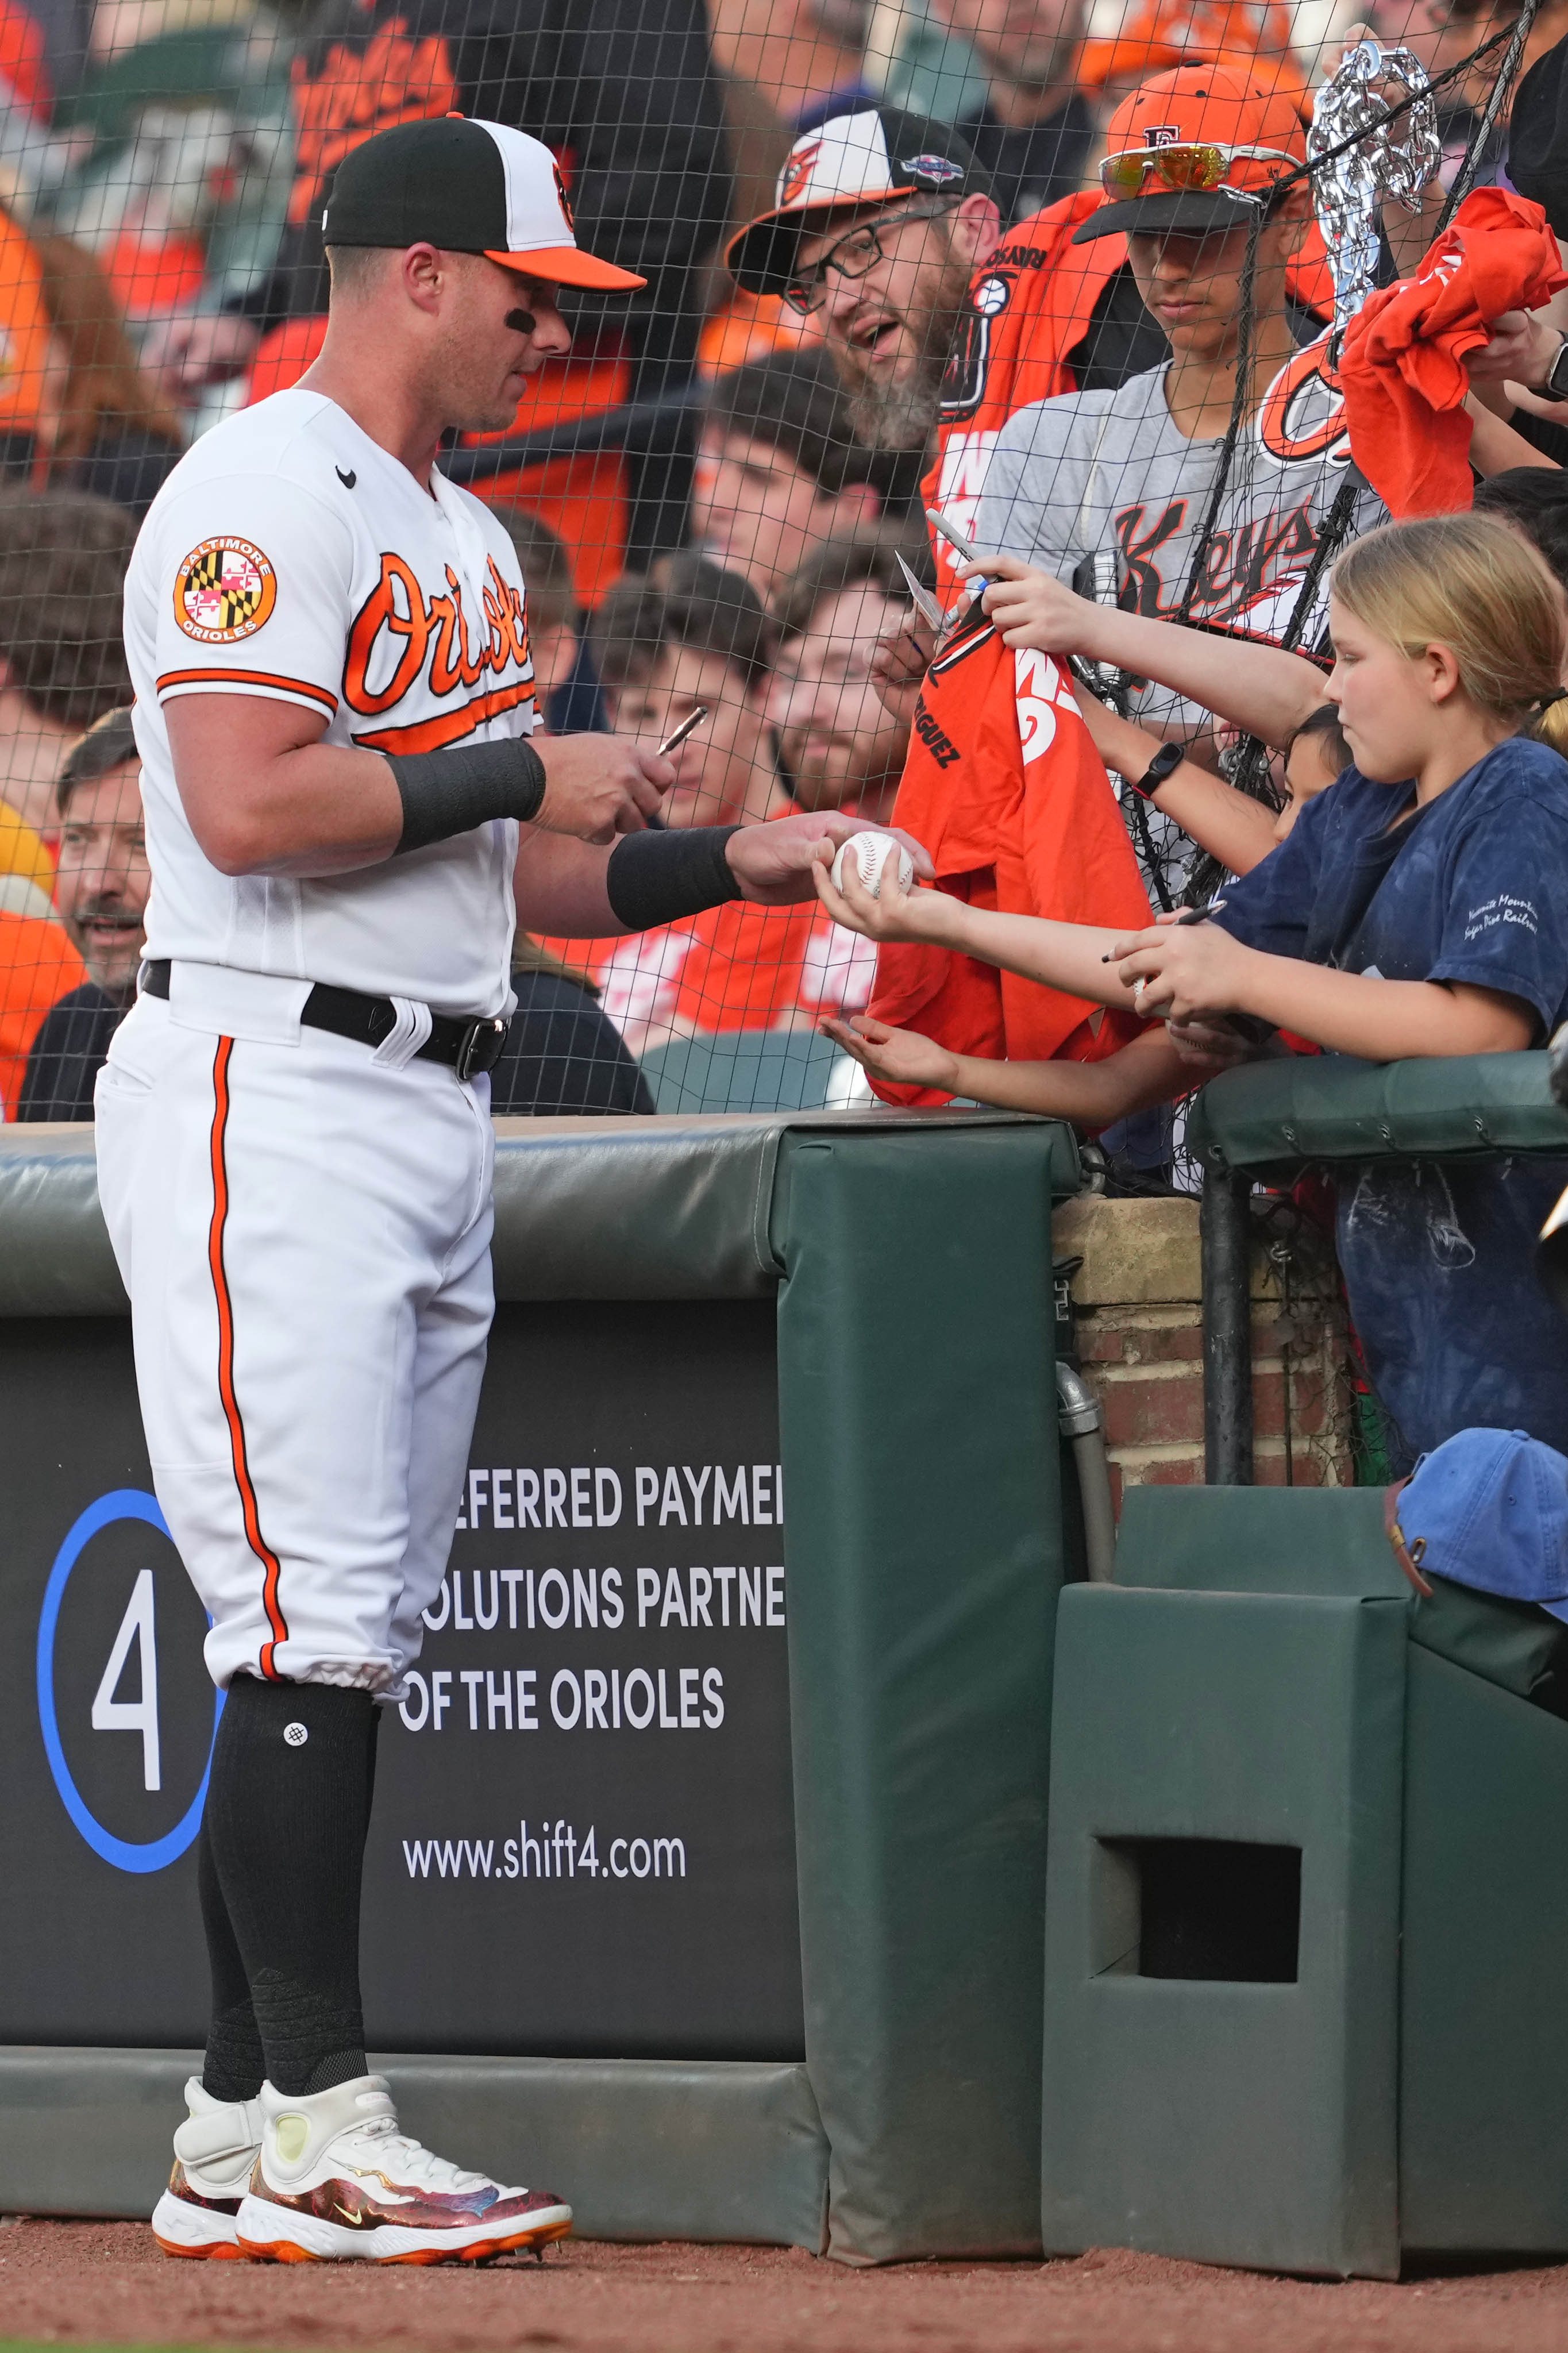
[0,909,86,1116]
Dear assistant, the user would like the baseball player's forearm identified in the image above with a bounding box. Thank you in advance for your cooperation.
[513,826,739,935]
[517,810,924,935]
[167,699,671,880]
[513,830,641,935]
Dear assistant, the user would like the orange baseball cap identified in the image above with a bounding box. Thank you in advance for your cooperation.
[1074,63,1307,244]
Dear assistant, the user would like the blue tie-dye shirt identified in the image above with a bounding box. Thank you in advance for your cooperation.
[1216,736,1568,1462]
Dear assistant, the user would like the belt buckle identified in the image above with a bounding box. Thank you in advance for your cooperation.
[456,1015,508,1082]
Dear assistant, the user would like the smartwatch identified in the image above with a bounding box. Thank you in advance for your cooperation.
[1130,742,1183,802]
[1545,334,1568,402]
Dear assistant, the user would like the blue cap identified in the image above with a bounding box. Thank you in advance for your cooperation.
[1393,1427,1568,1620]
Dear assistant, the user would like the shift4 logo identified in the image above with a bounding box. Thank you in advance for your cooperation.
[91,1566,161,1790]
[38,1489,222,1872]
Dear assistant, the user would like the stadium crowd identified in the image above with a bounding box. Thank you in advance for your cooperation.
[0,0,1565,1470]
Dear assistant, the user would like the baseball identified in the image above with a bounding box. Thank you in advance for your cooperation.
[831,831,915,900]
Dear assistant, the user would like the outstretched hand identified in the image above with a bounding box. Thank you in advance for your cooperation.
[820,1013,959,1092]
[728,810,933,907]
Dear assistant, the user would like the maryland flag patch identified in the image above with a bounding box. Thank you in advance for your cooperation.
[174,537,278,644]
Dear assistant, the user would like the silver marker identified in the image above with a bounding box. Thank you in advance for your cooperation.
[925,507,1001,594]
[895,552,943,634]
[657,703,709,757]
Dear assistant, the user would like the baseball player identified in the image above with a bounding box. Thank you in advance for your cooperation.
[101,114,916,2266]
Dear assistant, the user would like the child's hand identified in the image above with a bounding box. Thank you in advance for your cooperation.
[1104,919,1257,1023]
[1167,1012,1257,1069]
[814,837,955,946]
[958,552,1101,656]
[820,1014,961,1092]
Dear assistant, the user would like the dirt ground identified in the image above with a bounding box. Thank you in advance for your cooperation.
[7,2221,1568,2353]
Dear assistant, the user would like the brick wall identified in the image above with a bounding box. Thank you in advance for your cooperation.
[1054,1194,1355,1516]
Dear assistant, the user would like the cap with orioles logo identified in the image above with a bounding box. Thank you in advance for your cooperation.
[1073,64,1306,244]
[725,107,988,297]
[321,114,646,291]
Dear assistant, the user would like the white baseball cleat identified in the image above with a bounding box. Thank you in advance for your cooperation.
[151,2076,264,2259]
[235,2074,572,2264]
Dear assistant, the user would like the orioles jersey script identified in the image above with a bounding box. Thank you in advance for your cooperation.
[123,386,536,1016]
[869,604,1152,1107]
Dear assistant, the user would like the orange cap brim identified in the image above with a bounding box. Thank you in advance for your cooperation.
[487,245,646,290]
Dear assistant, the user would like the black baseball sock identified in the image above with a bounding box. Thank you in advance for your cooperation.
[197,1819,265,2104]
[203,1676,382,2098]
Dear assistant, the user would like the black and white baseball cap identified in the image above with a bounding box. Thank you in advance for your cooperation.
[322,115,646,291]
[725,107,986,296]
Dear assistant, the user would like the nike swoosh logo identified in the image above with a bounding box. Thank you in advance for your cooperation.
[336,467,356,488]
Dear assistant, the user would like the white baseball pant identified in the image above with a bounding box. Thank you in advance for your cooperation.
[95,974,494,1693]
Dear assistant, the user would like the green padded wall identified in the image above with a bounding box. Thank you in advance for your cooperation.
[1400,1648,1568,2252]
[0,2050,830,2244]
[1042,1586,1407,2278]
[1115,1484,1407,1599]
[773,1124,1065,2262]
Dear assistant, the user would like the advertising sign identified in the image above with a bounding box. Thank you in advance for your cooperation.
[0,1300,802,2060]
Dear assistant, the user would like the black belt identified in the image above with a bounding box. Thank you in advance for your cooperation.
[142,962,510,1081]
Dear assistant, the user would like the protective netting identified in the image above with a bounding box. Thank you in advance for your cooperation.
[0,0,1553,1138]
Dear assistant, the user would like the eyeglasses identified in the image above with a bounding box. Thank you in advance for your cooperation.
[1099,143,1297,200]
[781,199,962,315]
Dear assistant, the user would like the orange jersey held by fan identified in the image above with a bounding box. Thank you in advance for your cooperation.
[866,606,1153,1107]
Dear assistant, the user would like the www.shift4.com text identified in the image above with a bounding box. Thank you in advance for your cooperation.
[403,1820,685,1880]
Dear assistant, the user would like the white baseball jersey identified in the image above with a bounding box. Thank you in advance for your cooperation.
[123,386,537,1018]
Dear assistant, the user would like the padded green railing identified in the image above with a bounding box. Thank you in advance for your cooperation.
[1188,1052,1568,1179]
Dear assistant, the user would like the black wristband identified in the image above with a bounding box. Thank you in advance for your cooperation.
[606,825,741,931]
[1130,742,1183,802]
[386,736,546,854]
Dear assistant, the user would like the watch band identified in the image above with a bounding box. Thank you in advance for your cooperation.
[1546,334,1568,402]
[1129,741,1184,802]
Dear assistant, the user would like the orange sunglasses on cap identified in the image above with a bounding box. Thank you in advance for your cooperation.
[1099,141,1298,197]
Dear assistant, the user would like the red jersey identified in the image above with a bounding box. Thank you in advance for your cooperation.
[868,604,1153,1106]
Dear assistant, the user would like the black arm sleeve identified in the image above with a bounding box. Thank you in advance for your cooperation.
[386,737,547,854]
[604,825,741,931]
